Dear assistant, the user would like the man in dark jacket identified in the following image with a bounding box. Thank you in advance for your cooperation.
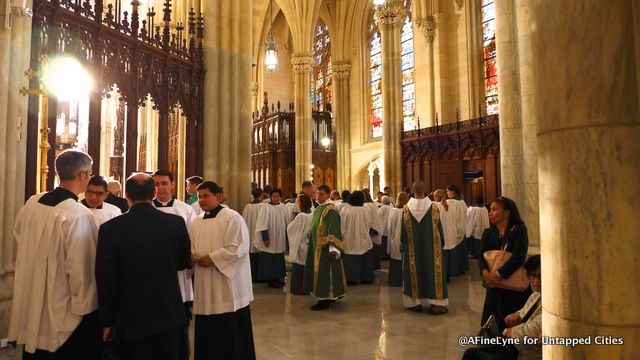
[96,173,192,360]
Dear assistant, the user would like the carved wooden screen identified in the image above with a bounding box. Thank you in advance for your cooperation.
[26,0,205,197]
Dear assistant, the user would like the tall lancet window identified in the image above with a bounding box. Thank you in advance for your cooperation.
[482,0,498,115]
[312,20,332,112]
[370,21,383,138]
[401,8,416,131]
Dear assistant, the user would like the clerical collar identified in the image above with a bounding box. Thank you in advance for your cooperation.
[39,187,78,207]
[153,198,175,207]
[203,205,224,219]
[269,202,281,206]
[81,199,103,209]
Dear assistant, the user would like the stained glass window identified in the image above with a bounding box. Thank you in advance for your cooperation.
[482,0,498,115]
[370,21,383,138]
[312,21,332,112]
[401,11,416,131]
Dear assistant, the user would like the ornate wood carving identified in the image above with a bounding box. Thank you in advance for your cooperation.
[26,0,205,197]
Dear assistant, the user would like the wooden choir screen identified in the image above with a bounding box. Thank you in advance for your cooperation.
[26,0,205,198]
[251,94,336,197]
[401,115,501,204]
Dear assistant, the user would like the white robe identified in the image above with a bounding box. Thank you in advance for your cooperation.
[378,204,392,238]
[154,198,196,302]
[254,203,291,254]
[242,202,264,254]
[10,194,98,353]
[365,202,383,245]
[386,208,403,260]
[285,202,298,216]
[466,205,490,239]
[340,205,373,255]
[286,212,312,265]
[435,201,458,250]
[443,199,468,249]
[190,208,254,315]
[86,202,121,227]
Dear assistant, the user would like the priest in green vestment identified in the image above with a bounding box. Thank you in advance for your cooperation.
[401,180,449,315]
[303,184,347,311]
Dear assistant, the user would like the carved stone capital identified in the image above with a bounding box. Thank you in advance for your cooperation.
[251,82,259,98]
[418,16,437,43]
[291,56,315,73]
[455,0,464,10]
[332,63,352,79]
[374,1,407,28]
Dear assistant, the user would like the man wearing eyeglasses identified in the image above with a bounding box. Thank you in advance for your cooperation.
[82,175,122,227]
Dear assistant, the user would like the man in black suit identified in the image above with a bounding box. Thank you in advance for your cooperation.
[96,173,192,360]
[105,179,129,213]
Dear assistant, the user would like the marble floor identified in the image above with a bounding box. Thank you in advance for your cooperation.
[1,260,486,360]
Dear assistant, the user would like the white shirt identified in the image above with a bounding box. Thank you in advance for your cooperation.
[10,193,98,353]
[387,208,403,260]
[190,208,254,315]
[287,212,312,265]
[254,203,291,254]
[466,205,490,239]
[154,198,196,302]
[242,202,264,254]
[365,202,382,245]
[340,205,373,255]
[85,202,121,227]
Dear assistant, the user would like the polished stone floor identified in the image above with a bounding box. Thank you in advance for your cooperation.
[1,260,485,360]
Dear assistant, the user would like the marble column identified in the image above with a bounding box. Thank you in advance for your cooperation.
[375,0,406,194]
[494,0,540,250]
[0,2,31,337]
[291,55,314,187]
[531,0,640,357]
[332,62,351,191]
[418,15,436,127]
[202,0,252,211]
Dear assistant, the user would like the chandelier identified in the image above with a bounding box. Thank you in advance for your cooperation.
[265,0,278,71]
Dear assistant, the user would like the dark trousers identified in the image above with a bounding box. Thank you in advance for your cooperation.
[23,311,102,360]
[117,326,184,360]
[462,345,519,359]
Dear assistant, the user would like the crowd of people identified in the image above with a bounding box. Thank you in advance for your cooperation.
[8,148,541,360]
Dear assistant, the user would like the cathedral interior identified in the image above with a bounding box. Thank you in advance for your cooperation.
[0,0,638,358]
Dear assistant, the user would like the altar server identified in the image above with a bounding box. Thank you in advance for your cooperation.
[254,188,291,288]
[82,175,122,226]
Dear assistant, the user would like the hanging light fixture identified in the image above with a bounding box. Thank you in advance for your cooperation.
[265,0,278,72]
[371,0,387,7]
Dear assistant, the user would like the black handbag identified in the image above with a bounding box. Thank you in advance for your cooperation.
[477,314,502,348]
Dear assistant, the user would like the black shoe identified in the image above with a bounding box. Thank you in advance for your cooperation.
[407,305,422,313]
[430,305,448,315]
[310,300,331,311]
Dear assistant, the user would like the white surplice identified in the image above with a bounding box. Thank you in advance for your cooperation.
[154,198,196,302]
[254,203,291,254]
[365,202,382,245]
[340,205,373,255]
[378,204,392,238]
[242,202,264,254]
[435,201,458,250]
[86,202,121,227]
[192,201,228,216]
[190,208,254,315]
[443,199,468,249]
[466,205,490,239]
[286,212,312,265]
[9,194,98,353]
[386,208,403,261]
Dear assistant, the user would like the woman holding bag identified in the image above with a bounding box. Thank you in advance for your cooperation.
[479,197,531,329]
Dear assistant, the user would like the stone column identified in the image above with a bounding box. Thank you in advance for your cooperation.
[432,13,454,123]
[532,0,640,357]
[494,0,540,250]
[0,2,32,337]
[418,15,436,127]
[375,0,406,194]
[332,62,351,190]
[251,81,259,114]
[202,0,253,211]
[291,55,314,187]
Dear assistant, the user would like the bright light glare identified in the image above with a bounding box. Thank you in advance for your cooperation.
[265,48,278,72]
[321,137,330,147]
[372,0,386,6]
[42,55,93,100]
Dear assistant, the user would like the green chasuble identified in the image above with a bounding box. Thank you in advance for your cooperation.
[401,204,448,301]
[303,203,347,298]
[186,193,198,205]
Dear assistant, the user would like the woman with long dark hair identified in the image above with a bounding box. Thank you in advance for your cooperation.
[479,196,531,329]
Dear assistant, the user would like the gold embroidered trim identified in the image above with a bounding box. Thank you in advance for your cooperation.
[403,206,419,299]
[313,204,344,293]
[431,204,444,299]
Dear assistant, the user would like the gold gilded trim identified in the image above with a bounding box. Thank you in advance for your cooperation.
[403,206,419,299]
[431,204,444,299]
